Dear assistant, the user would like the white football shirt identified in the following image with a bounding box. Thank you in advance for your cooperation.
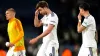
[41,12,59,45]
[82,15,97,47]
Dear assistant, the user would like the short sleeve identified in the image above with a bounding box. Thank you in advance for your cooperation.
[82,19,91,27]
[48,16,58,26]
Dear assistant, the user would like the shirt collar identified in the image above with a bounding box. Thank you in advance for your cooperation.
[9,18,15,22]
[85,14,91,19]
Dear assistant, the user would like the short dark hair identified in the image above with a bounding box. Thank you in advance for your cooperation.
[6,8,16,13]
[36,1,49,9]
[79,2,90,11]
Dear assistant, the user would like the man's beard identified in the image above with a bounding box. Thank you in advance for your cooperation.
[41,12,46,15]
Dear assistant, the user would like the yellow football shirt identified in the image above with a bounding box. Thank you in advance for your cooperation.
[7,18,25,52]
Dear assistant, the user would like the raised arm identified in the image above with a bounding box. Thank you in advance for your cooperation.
[77,13,86,33]
[34,10,43,27]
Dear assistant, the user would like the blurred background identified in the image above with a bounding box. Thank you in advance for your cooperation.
[0,0,99,56]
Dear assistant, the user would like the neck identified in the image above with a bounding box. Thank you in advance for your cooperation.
[46,8,52,16]
[9,17,15,22]
[83,11,90,18]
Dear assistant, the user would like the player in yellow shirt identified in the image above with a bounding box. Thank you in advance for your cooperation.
[5,8,26,56]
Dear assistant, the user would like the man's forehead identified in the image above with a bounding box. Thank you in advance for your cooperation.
[79,7,83,10]
[38,7,43,10]
[5,11,10,13]
[6,11,14,13]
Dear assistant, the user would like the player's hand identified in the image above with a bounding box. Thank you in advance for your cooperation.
[8,43,14,47]
[35,10,39,16]
[78,13,82,20]
[29,38,38,44]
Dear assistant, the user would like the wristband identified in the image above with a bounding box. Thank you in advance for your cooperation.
[78,20,81,22]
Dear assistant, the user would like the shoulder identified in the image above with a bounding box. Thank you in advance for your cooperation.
[15,18,21,22]
[50,12,58,20]
[88,15,94,19]
[51,12,58,17]
[14,18,22,26]
[51,12,55,17]
[88,15,95,22]
[15,18,21,23]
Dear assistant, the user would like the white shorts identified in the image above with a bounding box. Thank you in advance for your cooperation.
[6,46,26,56]
[78,46,97,56]
[37,42,59,56]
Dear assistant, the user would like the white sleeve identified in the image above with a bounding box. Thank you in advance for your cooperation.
[82,19,91,27]
[48,17,58,26]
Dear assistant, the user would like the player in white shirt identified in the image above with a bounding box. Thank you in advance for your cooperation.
[29,1,59,56]
[77,3,98,56]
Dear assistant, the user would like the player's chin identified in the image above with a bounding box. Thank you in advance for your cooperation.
[40,13,45,15]
[6,18,9,20]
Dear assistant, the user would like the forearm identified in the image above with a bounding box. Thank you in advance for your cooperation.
[36,30,50,40]
[12,31,24,44]
[36,24,54,40]
[77,20,81,33]
[34,15,40,27]
[95,31,98,42]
